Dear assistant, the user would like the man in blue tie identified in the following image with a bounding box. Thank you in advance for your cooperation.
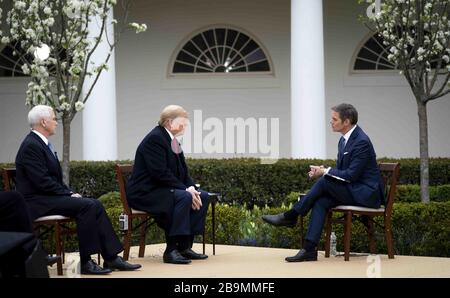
[15,105,141,274]
[262,103,384,262]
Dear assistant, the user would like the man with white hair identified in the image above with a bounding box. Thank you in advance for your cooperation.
[15,105,141,275]
[127,105,210,264]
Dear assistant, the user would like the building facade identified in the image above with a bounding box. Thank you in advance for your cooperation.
[0,0,449,163]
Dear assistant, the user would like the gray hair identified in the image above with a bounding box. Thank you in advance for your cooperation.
[28,105,54,128]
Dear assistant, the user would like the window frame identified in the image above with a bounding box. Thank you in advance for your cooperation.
[168,24,275,77]
[349,32,400,75]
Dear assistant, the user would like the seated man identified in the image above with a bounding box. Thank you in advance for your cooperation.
[15,105,141,274]
[262,103,384,262]
[127,105,210,264]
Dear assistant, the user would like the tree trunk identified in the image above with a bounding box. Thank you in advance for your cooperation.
[417,99,430,203]
[62,117,71,186]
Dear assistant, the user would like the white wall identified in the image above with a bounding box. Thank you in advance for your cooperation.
[115,0,291,160]
[1,0,449,163]
[0,77,84,163]
[323,0,450,158]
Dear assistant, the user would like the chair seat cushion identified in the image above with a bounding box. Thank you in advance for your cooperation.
[333,205,385,213]
[131,208,148,215]
[34,215,71,222]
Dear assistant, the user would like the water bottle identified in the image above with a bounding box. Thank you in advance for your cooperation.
[119,213,128,231]
[330,232,337,256]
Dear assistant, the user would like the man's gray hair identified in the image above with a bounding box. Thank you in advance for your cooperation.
[28,105,54,128]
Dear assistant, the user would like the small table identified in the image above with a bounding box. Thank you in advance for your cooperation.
[202,192,219,255]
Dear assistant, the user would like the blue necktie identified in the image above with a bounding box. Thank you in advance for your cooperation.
[48,142,57,158]
[338,137,346,155]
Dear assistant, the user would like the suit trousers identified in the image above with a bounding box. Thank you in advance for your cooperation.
[168,189,210,237]
[293,176,357,244]
[28,196,123,261]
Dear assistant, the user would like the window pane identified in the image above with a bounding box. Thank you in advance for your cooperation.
[234,34,250,51]
[226,29,238,47]
[176,51,196,65]
[192,34,208,52]
[173,62,194,73]
[245,48,266,64]
[215,29,226,46]
[203,30,215,47]
[248,60,270,71]
[354,58,376,70]
[241,40,258,57]
[358,47,379,61]
[183,41,201,57]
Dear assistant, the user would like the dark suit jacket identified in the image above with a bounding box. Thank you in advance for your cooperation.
[126,125,195,219]
[15,132,72,219]
[327,126,384,208]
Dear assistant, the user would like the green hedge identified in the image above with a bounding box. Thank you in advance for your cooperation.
[2,158,450,206]
[396,184,450,203]
[52,192,449,258]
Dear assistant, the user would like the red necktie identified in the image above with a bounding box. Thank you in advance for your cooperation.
[171,138,182,154]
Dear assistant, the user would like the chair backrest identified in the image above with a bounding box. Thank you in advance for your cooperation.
[2,168,17,191]
[115,164,134,216]
[378,162,400,216]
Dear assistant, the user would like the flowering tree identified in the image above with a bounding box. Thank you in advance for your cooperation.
[0,0,146,183]
[361,0,450,203]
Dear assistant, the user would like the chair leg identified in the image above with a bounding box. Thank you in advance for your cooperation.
[123,229,132,261]
[385,217,395,259]
[61,238,65,264]
[343,212,352,261]
[212,199,216,256]
[138,217,147,258]
[299,216,304,249]
[54,223,63,276]
[367,217,376,254]
[324,211,332,258]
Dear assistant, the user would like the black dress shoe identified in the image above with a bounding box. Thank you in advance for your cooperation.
[46,255,61,266]
[80,260,112,275]
[180,248,208,260]
[285,249,318,262]
[163,249,192,264]
[103,256,142,271]
[262,213,297,227]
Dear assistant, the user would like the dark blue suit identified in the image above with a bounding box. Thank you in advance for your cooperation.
[15,132,123,261]
[127,125,210,239]
[293,126,383,244]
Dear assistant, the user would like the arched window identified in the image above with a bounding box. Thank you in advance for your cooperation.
[351,32,443,73]
[170,25,273,75]
[351,33,398,72]
[0,43,29,77]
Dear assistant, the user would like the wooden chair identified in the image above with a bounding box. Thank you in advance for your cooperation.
[115,164,217,260]
[324,162,400,261]
[2,168,76,276]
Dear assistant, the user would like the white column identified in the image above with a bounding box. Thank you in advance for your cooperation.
[82,8,117,160]
[291,0,326,158]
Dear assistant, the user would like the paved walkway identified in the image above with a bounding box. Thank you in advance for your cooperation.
[51,243,450,278]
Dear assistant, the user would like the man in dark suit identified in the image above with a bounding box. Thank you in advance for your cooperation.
[262,103,383,262]
[15,105,141,274]
[127,105,210,264]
